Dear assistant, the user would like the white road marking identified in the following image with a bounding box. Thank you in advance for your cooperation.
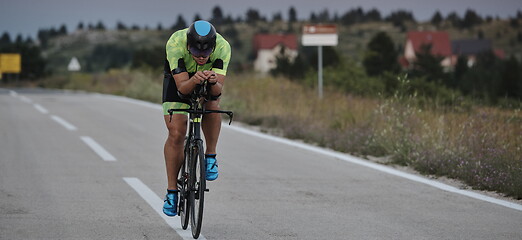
[80,136,116,161]
[9,90,18,97]
[33,104,49,114]
[51,115,77,131]
[104,94,522,212]
[123,177,206,240]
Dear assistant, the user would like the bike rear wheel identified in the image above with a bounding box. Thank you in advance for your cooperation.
[189,140,206,239]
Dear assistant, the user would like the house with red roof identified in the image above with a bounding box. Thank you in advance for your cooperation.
[452,39,505,67]
[402,31,455,69]
[253,34,298,73]
[400,31,505,70]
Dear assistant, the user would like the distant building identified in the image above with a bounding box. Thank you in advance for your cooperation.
[253,34,298,74]
[452,39,504,67]
[401,31,454,70]
[400,31,505,70]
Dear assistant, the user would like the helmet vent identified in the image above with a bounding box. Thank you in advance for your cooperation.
[194,21,211,36]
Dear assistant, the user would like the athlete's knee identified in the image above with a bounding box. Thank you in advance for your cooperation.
[166,120,187,145]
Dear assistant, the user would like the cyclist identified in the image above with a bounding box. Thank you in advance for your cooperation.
[162,20,231,217]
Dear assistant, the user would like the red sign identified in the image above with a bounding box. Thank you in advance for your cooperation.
[303,24,337,34]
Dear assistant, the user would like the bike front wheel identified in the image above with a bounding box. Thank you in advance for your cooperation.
[189,140,206,239]
[178,168,190,230]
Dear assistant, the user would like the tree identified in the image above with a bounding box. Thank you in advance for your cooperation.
[340,7,365,25]
[77,22,84,31]
[15,34,23,45]
[211,6,224,25]
[272,12,283,22]
[288,6,297,22]
[366,9,382,22]
[117,21,128,30]
[431,11,443,26]
[58,24,67,35]
[0,32,11,47]
[363,32,399,76]
[246,8,262,24]
[446,12,462,28]
[95,21,106,31]
[462,9,483,28]
[193,14,202,22]
[510,18,520,28]
[459,51,502,101]
[385,10,416,28]
[411,44,445,82]
[500,56,521,98]
[452,55,468,88]
[171,15,187,31]
[310,13,318,23]
[317,9,330,22]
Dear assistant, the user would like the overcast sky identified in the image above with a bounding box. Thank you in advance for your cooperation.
[1,0,521,39]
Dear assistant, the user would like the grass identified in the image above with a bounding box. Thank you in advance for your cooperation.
[221,74,522,199]
[37,71,522,199]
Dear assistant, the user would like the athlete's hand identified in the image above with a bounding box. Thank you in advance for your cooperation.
[191,71,207,85]
[204,70,218,85]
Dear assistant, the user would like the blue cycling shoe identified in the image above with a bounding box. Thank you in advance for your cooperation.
[205,154,218,181]
[163,190,178,216]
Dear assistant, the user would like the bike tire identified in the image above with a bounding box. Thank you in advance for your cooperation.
[178,138,191,230]
[189,140,206,239]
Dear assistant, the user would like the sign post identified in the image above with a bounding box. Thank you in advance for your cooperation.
[302,24,338,99]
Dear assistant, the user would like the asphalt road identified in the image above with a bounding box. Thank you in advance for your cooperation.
[1,88,521,240]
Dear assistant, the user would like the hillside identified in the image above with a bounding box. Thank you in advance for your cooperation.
[41,18,522,74]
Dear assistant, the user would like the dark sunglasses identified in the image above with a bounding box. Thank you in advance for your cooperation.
[189,47,213,58]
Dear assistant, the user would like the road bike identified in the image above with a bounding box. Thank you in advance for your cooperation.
[168,82,233,239]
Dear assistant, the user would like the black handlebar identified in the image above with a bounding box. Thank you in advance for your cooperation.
[167,108,234,125]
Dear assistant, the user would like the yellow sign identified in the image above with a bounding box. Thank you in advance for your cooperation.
[0,54,22,73]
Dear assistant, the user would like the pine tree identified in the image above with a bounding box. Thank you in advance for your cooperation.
[363,32,399,76]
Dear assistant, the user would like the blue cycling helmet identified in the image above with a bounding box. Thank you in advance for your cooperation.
[187,20,216,57]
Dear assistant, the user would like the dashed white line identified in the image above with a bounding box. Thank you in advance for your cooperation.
[33,104,49,114]
[9,90,18,97]
[123,177,206,240]
[80,136,116,161]
[51,115,78,131]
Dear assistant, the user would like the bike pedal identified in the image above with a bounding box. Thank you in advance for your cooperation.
[205,189,209,192]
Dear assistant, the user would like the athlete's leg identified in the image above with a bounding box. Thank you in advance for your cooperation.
[202,99,221,154]
[164,114,188,190]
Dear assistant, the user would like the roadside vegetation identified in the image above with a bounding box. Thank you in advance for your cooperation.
[222,74,521,199]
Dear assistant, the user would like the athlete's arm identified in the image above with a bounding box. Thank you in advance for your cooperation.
[173,71,207,95]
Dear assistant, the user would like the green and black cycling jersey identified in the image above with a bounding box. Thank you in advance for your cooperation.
[164,28,231,77]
